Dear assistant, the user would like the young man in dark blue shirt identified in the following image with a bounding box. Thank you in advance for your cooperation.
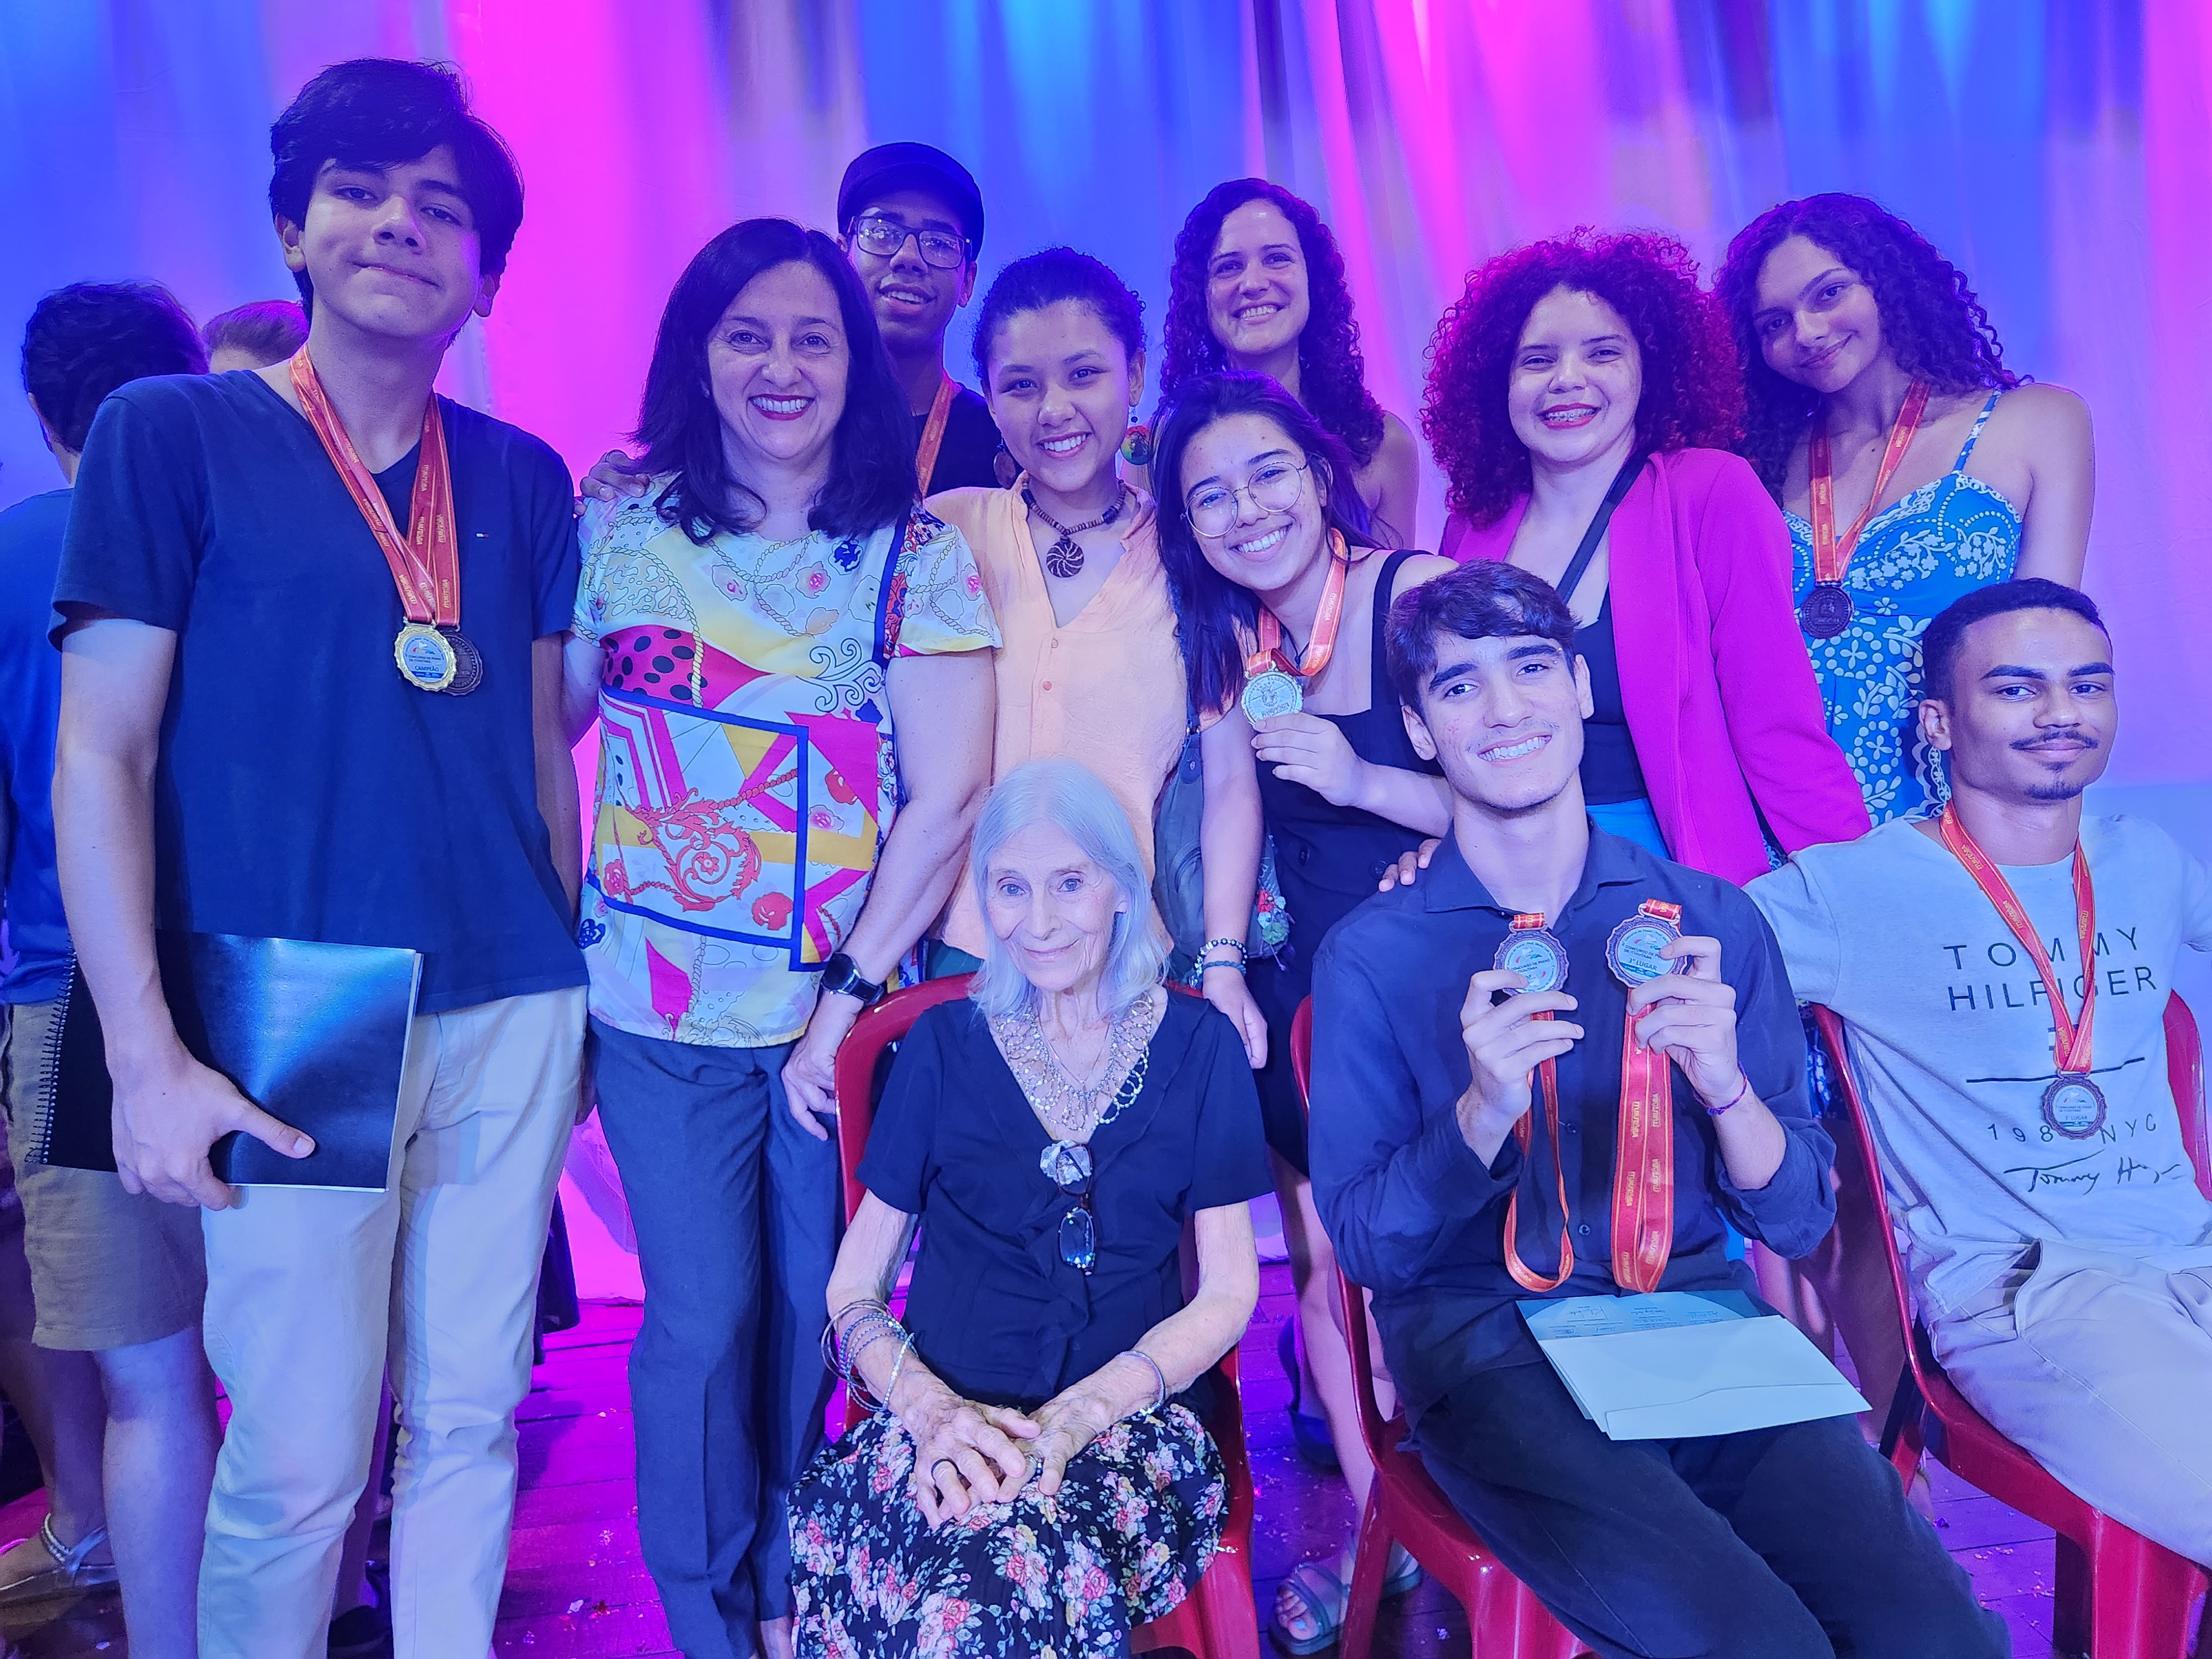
[1308,561,2001,1659]
[51,60,585,1658]
[2,280,210,1654]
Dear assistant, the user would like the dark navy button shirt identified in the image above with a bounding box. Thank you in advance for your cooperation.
[1308,826,1835,1419]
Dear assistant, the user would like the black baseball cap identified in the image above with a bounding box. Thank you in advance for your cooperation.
[836,142,984,260]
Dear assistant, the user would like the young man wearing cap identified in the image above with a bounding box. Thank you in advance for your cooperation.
[586,140,1003,505]
[833,140,1001,493]
[51,60,585,1656]
[1750,579,2212,1577]
[1308,561,2002,1659]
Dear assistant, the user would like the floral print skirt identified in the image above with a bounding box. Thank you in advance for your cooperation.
[789,1405,1226,1658]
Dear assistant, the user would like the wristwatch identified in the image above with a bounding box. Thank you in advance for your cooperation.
[818,951,885,1006]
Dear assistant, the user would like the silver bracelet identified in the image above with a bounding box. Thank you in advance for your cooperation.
[1123,1348,1168,1412]
[884,1332,918,1409]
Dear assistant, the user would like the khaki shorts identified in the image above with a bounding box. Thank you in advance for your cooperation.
[0,998,206,1351]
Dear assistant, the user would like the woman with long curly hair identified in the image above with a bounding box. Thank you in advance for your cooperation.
[1159,179,1421,544]
[1717,192,2093,824]
[1426,228,1867,880]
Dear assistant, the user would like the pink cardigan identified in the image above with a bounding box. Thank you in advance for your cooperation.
[1446,447,1870,886]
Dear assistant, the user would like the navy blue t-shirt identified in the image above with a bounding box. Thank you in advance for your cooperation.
[54,369,585,1013]
[0,489,74,1003]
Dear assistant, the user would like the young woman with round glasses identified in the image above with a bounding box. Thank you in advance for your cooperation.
[1153,370,1454,1653]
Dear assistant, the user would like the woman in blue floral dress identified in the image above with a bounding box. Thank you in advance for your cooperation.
[1719,192,2093,824]
[791,760,1269,1658]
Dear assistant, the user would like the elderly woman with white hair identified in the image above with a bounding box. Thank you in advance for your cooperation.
[789,759,1269,1658]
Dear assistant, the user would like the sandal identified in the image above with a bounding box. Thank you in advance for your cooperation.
[1269,1548,1422,1655]
[1277,1321,1340,1474]
[0,1516,117,1605]
[1270,1559,1347,1656]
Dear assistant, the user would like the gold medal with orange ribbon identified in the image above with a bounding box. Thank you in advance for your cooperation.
[1501,901,1685,1295]
[290,350,477,695]
[1801,379,1931,640]
[1242,529,1350,723]
[1939,806,2107,1139]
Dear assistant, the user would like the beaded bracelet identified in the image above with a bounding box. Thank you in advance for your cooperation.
[1704,1073,1752,1117]
[1201,937,1248,968]
[829,1308,902,1378]
[1122,1348,1168,1413]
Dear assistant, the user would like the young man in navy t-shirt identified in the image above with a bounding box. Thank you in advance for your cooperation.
[52,60,586,1657]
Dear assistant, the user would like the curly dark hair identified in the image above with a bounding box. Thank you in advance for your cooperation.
[1716,194,2018,494]
[1422,228,1743,527]
[1160,179,1386,467]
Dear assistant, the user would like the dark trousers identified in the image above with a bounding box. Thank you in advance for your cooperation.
[590,1019,839,1659]
[1414,1361,2008,1659]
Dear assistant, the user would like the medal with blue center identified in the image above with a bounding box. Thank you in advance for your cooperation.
[1241,530,1349,725]
[1938,806,2107,1141]
[291,349,479,697]
[1605,899,1687,987]
[1495,913,1568,994]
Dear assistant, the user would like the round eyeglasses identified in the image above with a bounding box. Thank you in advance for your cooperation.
[850,215,970,272]
[1184,458,1312,538]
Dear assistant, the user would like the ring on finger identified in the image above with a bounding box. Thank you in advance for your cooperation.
[930,1457,960,1489]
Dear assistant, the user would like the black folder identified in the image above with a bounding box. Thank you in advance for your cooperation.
[34,932,422,1191]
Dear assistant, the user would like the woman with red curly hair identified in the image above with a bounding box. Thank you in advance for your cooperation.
[1717,193,2093,824]
[1159,180,1421,544]
[1426,228,1866,882]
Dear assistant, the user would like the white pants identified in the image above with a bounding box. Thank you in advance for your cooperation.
[1932,1241,2212,1568]
[197,987,585,1659]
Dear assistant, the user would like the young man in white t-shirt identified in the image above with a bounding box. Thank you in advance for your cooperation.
[1750,578,2212,1570]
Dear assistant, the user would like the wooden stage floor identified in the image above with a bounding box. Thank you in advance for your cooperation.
[0,1267,2102,1656]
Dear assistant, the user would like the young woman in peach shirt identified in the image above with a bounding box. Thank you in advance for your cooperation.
[926,249,1267,1061]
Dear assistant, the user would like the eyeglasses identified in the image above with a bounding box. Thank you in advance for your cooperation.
[1184,458,1312,537]
[1040,1141,1098,1274]
[850,215,970,272]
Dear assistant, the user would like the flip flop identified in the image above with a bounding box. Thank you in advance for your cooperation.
[1277,1320,1341,1474]
[1270,1559,1347,1656]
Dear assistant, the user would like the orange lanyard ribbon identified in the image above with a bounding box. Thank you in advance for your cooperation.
[1503,901,1682,1295]
[290,350,458,627]
[1939,807,2098,1077]
[1808,379,1929,587]
[914,373,956,498]
[1249,529,1350,681]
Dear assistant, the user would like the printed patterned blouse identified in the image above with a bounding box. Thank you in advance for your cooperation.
[573,488,998,1046]
[1787,393,2020,823]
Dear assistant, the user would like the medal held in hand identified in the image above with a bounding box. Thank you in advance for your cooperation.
[1938,806,2108,1140]
[1241,530,1350,724]
[1800,379,1932,640]
[291,349,478,695]
[1495,913,1568,994]
[1606,899,1687,987]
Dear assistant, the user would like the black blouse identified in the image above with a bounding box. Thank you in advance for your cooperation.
[858,991,1272,1410]
[1575,594,1650,805]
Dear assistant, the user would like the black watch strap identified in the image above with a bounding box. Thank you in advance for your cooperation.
[819,951,885,1006]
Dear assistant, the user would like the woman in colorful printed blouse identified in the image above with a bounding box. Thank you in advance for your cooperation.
[561,218,998,1659]
[791,759,1269,1658]
[1715,194,2093,1434]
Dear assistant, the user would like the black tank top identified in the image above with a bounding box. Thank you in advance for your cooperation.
[1575,594,1650,805]
[1255,549,1442,1000]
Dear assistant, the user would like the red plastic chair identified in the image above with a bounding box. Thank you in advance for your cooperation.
[1288,999,1591,1659]
[832,976,1262,1659]
[1811,995,2211,1659]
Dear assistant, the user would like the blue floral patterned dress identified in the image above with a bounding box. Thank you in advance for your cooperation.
[1787,392,2020,822]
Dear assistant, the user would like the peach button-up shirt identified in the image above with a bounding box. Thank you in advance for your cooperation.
[928,479,1189,958]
